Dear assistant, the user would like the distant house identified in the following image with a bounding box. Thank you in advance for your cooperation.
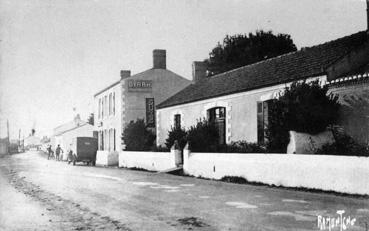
[94,49,191,164]
[24,135,41,149]
[52,114,95,160]
[0,137,9,156]
[156,31,369,147]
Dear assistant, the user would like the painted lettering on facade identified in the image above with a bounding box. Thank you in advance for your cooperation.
[128,80,152,92]
[146,98,155,127]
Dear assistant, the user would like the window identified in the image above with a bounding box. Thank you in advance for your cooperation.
[101,98,104,118]
[100,131,104,150]
[104,129,108,150]
[109,93,112,115]
[207,107,226,145]
[113,129,116,151]
[104,96,108,118]
[108,129,112,151]
[174,114,181,129]
[113,93,115,115]
[98,99,101,119]
[257,100,272,145]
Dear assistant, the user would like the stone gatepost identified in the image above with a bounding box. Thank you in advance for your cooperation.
[183,142,191,172]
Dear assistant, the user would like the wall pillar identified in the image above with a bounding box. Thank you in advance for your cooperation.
[183,142,191,173]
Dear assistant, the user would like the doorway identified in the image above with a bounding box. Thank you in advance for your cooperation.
[207,107,226,145]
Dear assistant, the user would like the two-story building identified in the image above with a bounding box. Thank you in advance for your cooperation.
[94,49,191,165]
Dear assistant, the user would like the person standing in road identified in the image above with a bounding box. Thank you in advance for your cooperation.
[55,145,63,161]
[47,145,53,160]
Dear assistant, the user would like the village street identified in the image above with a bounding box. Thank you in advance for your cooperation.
[0,151,369,231]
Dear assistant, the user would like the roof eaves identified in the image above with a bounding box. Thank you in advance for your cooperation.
[157,73,326,109]
[94,80,121,97]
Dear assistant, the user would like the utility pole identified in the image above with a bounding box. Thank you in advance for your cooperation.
[18,129,21,152]
[6,120,10,154]
[367,0,369,31]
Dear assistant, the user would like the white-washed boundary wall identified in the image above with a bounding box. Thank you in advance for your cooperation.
[119,150,181,171]
[183,151,369,195]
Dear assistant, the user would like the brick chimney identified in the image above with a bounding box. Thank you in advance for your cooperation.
[153,49,166,69]
[120,70,131,80]
[192,61,207,83]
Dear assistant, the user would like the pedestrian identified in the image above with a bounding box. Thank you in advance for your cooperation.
[55,145,63,161]
[47,145,52,160]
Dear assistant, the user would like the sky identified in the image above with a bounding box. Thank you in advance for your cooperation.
[0,0,367,139]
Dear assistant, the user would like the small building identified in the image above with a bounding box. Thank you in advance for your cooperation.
[24,135,41,150]
[94,49,191,164]
[156,31,369,147]
[52,114,95,160]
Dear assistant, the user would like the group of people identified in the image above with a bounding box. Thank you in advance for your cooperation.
[47,144,63,161]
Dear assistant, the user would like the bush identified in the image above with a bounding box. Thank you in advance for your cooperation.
[266,80,340,153]
[315,129,369,156]
[151,145,170,152]
[122,119,155,151]
[218,141,266,153]
[165,126,187,150]
[187,119,219,152]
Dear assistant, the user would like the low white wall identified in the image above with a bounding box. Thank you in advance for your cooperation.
[183,150,369,195]
[119,150,176,171]
[96,150,119,166]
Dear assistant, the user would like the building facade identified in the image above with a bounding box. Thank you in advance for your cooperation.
[156,31,369,148]
[94,49,191,164]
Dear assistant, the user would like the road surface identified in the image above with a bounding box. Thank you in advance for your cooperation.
[0,151,368,230]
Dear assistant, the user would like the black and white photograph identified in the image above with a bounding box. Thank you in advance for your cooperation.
[1,0,369,230]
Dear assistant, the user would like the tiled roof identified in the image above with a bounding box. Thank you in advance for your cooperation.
[157,31,369,109]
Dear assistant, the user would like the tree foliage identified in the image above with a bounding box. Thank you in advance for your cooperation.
[204,30,297,76]
[266,80,340,153]
[186,119,219,152]
[122,119,155,151]
[165,126,187,150]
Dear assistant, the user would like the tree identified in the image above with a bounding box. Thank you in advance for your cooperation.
[266,80,340,153]
[204,30,297,76]
[186,119,219,152]
[87,113,94,125]
[122,119,155,151]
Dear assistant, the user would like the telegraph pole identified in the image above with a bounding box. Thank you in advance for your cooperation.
[367,0,369,31]
[6,120,10,154]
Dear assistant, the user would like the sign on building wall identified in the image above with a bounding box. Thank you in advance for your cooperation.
[146,98,155,127]
[128,80,152,92]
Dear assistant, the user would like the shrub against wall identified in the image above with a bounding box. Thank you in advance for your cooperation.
[221,141,266,153]
[266,80,340,153]
[316,127,369,156]
[164,120,266,153]
[165,126,187,150]
[122,119,155,151]
[187,119,220,152]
